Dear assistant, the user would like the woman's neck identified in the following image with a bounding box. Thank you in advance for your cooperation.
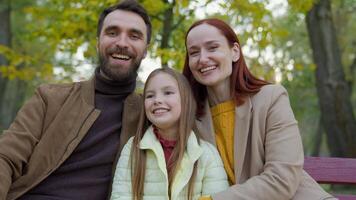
[207,77,232,106]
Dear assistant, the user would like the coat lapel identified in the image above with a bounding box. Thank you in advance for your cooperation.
[234,97,252,182]
[139,127,168,179]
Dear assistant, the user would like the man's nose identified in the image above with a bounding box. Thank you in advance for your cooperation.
[115,34,129,48]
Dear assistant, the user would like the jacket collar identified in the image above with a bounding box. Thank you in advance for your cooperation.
[234,97,252,181]
[80,76,95,107]
[139,126,203,199]
[196,97,252,182]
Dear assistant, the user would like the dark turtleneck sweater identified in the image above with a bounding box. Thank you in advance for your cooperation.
[19,68,136,200]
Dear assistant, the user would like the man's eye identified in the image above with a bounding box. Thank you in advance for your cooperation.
[130,34,140,40]
[107,31,117,36]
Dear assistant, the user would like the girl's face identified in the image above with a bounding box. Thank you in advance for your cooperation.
[144,72,181,133]
[186,24,239,88]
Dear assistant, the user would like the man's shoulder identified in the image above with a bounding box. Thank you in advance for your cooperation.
[35,80,90,102]
[124,92,143,105]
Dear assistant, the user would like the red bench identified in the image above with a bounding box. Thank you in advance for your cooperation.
[304,156,356,200]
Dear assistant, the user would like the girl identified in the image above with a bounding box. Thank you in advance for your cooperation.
[110,68,228,200]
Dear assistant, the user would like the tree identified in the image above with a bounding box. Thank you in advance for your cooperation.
[0,0,27,130]
[306,0,356,157]
[0,0,11,111]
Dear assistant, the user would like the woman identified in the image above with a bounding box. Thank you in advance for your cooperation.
[183,18,334,200]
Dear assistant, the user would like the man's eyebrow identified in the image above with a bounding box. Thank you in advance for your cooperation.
[103,25,118,32]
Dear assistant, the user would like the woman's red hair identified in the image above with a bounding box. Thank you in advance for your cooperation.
[183,18,269,117]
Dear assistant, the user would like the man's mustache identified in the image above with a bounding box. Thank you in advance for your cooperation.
[107,46,135,58]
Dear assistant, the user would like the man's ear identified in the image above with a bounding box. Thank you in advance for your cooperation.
[143,47,148,58]
[232,42,240,62]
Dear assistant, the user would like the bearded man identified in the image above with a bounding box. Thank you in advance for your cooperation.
[0,0,151,199]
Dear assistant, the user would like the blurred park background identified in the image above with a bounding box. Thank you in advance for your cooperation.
[0,0,355,160]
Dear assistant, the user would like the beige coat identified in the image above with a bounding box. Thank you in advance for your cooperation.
[194,84,335,200]
[0,78,142,200]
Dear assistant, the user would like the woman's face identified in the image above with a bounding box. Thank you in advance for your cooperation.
[186,24,239,88]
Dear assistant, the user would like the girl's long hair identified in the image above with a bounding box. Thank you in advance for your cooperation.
[131,68,199,200]
[183,18,269,118]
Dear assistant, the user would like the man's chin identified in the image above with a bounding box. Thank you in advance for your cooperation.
[101,67,137,82]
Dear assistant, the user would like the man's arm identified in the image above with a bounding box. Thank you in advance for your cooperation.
[0,87,46,198]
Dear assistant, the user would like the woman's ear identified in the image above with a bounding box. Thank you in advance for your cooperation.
[232,42,240,62]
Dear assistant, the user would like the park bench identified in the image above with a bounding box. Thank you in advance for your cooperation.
[304,156,356,200]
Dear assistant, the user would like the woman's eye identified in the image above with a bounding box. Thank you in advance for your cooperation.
[209,46,218,51]
[189,51,199,56]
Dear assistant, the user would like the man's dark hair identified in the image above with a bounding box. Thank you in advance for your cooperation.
[97,0,152,44]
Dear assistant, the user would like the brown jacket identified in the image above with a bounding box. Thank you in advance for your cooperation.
[0,78,142,200]
[195,84,335,200]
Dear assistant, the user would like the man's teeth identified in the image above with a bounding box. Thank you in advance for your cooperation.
[112,53,130,60]
[200,66,216,73]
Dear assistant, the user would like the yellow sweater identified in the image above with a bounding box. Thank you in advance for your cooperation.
[198,101,236,200]
[211,100,236,185]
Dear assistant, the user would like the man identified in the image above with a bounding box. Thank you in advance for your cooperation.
[0,0,151,199]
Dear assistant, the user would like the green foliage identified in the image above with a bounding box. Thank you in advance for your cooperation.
[288,0,314,13]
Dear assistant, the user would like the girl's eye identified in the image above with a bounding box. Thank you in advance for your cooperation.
[164,91,174,95]
[145,94,153,99]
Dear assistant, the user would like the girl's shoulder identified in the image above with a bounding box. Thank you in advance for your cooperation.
[121,136,135,156]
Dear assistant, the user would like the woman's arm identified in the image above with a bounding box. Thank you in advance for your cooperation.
[213,85,304,200]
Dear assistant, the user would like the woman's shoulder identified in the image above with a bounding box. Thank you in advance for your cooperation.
[250,84,289,106]
[255,84,287,97]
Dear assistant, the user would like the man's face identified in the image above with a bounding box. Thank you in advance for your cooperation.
[97,10,148,81]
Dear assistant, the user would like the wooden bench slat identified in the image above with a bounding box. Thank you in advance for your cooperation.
[334,194,356,200]
[304,156,356,184]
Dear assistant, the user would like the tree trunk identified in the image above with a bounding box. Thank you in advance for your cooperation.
[160,0,175,68]
[311,117,323,156]
[0,0,11,130]
[306,0,356,157]
[0,0,28,130]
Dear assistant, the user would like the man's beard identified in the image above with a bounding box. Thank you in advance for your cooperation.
[98,46,142,82]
